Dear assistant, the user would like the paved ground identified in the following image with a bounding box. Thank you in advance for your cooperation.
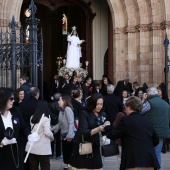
[50,151,170,170]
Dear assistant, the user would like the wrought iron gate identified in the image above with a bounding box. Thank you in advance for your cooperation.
[0,0,43,98]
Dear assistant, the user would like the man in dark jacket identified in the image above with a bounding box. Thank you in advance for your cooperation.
[59,73,70,94]
[104,84,123,124]
[19,87,40,130]
[104,96,159,170]
[114,75,133,97]
[18,87,40,170]
[48,93,62,159]
[20,75,33,100]
[145,87,170,169]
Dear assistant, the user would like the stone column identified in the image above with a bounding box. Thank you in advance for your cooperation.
[152,23,164,87]
[113,28,128,83]
[138,25,152,86]
[126,28,139,83]
[139,31,152,86]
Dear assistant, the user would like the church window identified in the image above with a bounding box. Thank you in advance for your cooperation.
[24,9,31,43]
[62,14,67,35]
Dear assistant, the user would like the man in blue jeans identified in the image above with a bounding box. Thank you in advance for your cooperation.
[145,87,170,169]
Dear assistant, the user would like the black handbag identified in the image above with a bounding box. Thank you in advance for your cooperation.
[4,127,19,168]
[4,127,14,140]
[101,141,119,157]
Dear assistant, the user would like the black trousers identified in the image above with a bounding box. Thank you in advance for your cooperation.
[51,131,61,157]
[29,153,50,170]
[62,139,73,164]
[19,138,30,170]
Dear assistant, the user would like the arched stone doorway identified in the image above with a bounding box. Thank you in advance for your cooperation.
[21,0,95,86]
[0,0,113,88]
[2,0,170,90]
[106,0,168,88]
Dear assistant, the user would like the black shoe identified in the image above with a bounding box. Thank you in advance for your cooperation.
[161,147,166,153]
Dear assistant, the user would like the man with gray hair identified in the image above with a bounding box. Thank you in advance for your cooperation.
[48,93,62,159]
[104,84,123,124]
[145,87,170,169]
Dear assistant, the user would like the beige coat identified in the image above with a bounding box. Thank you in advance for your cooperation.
[25,116,54,155]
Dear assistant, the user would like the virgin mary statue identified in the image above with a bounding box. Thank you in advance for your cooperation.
[66,26,85,68]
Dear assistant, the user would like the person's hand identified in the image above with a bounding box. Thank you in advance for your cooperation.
[28,132,40,146]
[51,127,55,132]
[99,125,105,132]
[2,137,17,146]
[64,137,72,142]
[104,121,110,126]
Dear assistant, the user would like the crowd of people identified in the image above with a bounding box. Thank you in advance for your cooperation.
[0,73,170,170]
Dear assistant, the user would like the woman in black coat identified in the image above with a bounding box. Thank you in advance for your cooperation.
[104,96,160,170]
[71,89,84,119]
[69,93,106,169]
[0,88,30,170]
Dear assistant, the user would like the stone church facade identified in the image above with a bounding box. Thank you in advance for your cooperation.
[0,0,170,91]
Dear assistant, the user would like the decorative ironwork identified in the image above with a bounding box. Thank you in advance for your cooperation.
[164,33,170,97]
[0,0,44,98]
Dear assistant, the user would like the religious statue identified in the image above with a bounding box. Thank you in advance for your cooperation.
[66,26,85,68]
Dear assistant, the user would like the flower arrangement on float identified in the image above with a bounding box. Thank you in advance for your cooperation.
[58,66,88,79]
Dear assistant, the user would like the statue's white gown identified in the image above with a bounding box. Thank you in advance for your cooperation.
[66,35,83,68]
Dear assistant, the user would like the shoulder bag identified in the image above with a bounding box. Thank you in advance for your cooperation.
[101,135,119,157]
[79,134,92,155]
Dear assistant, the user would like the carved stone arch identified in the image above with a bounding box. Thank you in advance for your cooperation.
[22,0,95,74]
[0,0,23,26]
[136,0,153,84]
[150,0,164,22]
[164,0,170,22]
[107,0,128,83]
[137,0,151,24]
[124,0,139,26]
[107,0,127,28]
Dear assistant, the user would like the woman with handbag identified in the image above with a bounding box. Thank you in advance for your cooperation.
[68,93,106,170]
[104,96,160,170]
[0,87,33,170]
[51,94,76,170]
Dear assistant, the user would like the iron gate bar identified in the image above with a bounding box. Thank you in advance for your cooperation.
[26,0,40,87]
[9,16,18,90]
[0,0,43,97]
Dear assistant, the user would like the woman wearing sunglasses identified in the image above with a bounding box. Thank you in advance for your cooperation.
[0,87,31,170]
